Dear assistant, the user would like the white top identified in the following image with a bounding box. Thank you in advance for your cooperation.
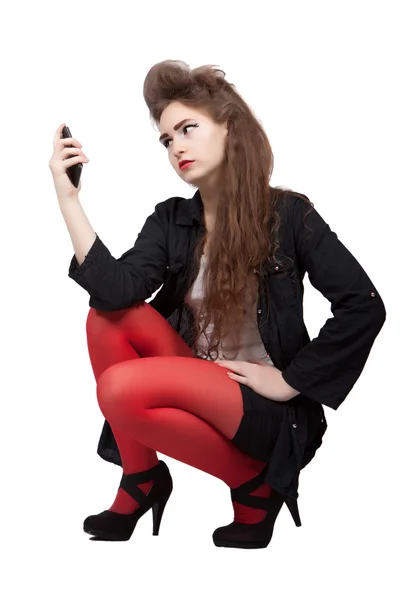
[184,254,274,365]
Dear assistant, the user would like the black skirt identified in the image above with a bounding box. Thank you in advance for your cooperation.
[232,382,327,468]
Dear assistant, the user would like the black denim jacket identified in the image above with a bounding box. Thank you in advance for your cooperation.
[68,189,386,527]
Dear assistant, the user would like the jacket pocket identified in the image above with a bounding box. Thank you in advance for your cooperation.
[265,256,299,308]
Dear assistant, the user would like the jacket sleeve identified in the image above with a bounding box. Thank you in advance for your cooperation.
[68,201,169,311]
[281,195,386,410]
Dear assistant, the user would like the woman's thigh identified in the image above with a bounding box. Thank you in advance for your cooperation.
[97,356,244,440]
[86,303,196,382]
[86,303,196,361]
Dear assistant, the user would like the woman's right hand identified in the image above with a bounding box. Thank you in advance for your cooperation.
[49,123,90,199]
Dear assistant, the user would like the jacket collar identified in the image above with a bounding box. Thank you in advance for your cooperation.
[175,189,204,226]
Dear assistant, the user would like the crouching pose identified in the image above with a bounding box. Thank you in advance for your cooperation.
[48,60,386,549]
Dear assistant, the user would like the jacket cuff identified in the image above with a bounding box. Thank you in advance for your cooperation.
[68,233,103,281]
[281,367,305,397]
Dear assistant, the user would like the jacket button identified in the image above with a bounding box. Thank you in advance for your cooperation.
[258,309,262,314]
[292,423,298,428]
[275,266,279,270]
[370,292,375,297]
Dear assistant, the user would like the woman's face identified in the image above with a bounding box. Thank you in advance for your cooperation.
[159,101,228,187]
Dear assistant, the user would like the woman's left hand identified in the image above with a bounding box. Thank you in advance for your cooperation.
[214,359,299,402]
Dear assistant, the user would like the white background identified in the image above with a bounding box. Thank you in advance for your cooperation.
[1,1,399,598]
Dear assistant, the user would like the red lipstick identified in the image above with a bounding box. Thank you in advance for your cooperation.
[179,160,195,170]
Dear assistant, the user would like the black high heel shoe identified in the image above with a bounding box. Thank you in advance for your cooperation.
[83,460,173,541]
[213,464,300,549]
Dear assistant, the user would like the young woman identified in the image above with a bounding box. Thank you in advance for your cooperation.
[49,60,386,550]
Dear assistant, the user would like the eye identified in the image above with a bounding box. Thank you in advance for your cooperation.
[164,123,198,148]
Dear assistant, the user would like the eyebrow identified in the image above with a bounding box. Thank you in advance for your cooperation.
[159,118,193,143]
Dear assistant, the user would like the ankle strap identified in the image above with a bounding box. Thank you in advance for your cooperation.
[230,464,271,510]
[231,488,273,510]
[231,464,270,497]
[119,461,167,504]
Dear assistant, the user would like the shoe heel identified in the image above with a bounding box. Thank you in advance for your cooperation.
[152,487,172,536]
[284,496,302,527]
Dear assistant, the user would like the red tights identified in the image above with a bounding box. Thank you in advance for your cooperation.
[87,302,272,525]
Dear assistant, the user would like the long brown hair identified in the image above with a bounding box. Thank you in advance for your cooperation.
[143,60,313,360]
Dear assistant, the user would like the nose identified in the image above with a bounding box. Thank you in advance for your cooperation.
[172,142,187,160]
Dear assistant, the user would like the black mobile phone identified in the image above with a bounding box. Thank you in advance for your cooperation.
[61,125,83,188]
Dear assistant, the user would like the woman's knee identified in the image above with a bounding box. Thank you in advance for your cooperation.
[96,366,121,422]
[96,364,146,431]
[86,308,106,344]
[96,361,143,412]
[85,306,126,338]
[97,363,122,406]
[86,307,102,335]
[86,303,149,331]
